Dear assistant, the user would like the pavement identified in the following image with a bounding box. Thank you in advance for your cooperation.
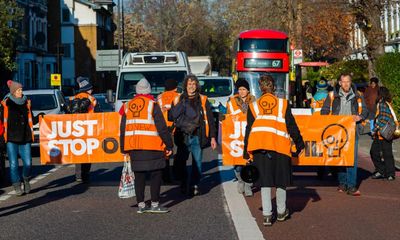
[243,133,400,240]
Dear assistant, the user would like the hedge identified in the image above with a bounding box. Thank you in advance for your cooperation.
[319,59,368,83]
[375,53,400,116]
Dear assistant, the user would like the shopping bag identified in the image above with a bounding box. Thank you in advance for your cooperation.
[118,155,135,198]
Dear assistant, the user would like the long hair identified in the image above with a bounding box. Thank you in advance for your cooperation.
[182,74,201,94]
[377,86,392,103]
[258,75,275,94]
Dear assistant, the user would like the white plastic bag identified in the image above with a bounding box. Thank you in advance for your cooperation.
[118,155,135,198]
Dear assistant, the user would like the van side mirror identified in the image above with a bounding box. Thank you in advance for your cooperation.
[106,89,114,103]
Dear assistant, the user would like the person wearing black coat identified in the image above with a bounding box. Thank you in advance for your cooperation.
[1,80,41,196]
[120,78,174,213]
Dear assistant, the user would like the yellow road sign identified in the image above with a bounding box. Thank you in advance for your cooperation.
[51,74,61,86]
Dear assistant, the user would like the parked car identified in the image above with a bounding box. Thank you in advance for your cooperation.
[24,89,67,147]
[93,93,115,112]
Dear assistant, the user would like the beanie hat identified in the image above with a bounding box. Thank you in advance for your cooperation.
[165,78,178,91]
[7,80,23,94]
[316,79,328,90]
[136,78,151,94]
[77,76,93,92]
[235,79,250,91]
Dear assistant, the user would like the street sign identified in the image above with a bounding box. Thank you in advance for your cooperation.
[293,49,303,64]
[51,74,61,86]
[96,49,122,71]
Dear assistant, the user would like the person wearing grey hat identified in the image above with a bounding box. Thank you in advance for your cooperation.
[120,77,174,213]
[69,76,97,183]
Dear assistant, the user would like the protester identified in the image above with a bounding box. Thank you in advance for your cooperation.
[321,73,368,196]
[170,74,217,196]
[226,79,255,197]
[157,78,180,183]
[310,78,329,114]
[243,75,305,226]
[363,77,379,134]
[120,78,174,213]
[370,87,397,181]
[69,76,97,183]
[1,80,41,196]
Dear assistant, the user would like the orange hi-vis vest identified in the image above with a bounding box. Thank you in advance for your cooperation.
[311,97,326,114]
[123,96,165,151]
[69,92,97,113]
[173,94,209,138]
[1,98,34,143]
[247,93,291,157]
[227,95,243,116]
[157,90,179,127]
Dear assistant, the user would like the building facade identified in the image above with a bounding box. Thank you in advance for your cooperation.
[48,0,115,94]
[350,2,400,59]
[15,0,57,89]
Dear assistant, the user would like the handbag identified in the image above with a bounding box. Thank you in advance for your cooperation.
[379,102,399,141]
[118,155,136,198]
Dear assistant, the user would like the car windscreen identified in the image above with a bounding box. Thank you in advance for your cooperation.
[94,96,114,112]
[199,79,233,98]
[118,71,186,100]
[26,94,57,111]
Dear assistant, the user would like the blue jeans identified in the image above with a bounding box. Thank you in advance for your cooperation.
[7,142,32,184]
[175,135,203,186]
[338,136,358,188]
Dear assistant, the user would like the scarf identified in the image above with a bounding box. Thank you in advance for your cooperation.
[5,93,27,105]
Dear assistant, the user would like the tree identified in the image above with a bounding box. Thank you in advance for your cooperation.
[348,0,387,76]
[0,0,23,76]
[302,2,353,61]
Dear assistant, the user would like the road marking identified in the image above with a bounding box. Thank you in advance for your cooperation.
[0,166,64,202]
[218,154,265,240]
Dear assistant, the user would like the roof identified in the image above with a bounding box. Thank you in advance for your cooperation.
[238,29,288,39]
[24,89,59,94]
[298,62,329,67]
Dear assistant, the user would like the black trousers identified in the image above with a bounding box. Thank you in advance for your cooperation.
[75,164,91,180]
[134,169,163,203]
[370,138,395,177]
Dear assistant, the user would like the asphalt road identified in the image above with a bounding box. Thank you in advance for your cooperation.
[0,147,238,240]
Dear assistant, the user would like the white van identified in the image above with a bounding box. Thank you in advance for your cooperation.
[198,76,235,114]
[113,52,191,112]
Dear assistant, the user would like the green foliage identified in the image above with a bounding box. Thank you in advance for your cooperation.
[320,60,368,83]
[305,69,320,83]
[0,0,23,72]
[375,53,400,116]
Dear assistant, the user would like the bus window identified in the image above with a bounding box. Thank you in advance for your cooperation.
[238,72,287,99]
[239,39,287,53]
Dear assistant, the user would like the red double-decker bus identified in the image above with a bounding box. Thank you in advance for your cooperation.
[233,29,290,99]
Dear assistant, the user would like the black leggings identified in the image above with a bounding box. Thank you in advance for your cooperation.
[134,169,163,203]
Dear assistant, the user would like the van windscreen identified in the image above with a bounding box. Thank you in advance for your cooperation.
[118,71,186,99]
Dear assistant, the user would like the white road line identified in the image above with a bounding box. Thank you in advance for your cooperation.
[218,155,265,240]
[0,166,64,201]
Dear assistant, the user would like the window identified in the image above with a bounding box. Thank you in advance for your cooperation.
[26,94,57,111]
[199,78,233,98]
[62,8,70,22]
[239,39,287,53]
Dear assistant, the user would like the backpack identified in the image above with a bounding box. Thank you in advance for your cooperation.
[68,98,91,114]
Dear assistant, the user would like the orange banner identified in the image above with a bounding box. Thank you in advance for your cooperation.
[222,114,356,166]
[39,112,124,164]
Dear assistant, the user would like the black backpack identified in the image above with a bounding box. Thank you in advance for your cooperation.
[68,98,91,114]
